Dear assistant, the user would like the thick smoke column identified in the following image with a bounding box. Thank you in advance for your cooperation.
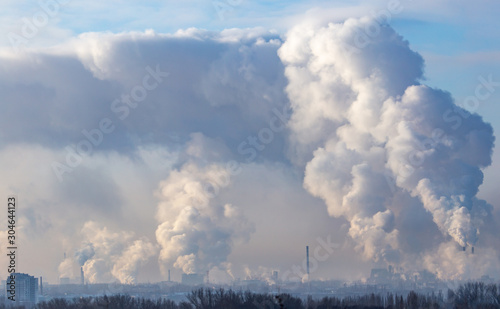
[279,17,496,277]
[111,239,158,284]
[156,161,254,275]
[75,243,95,266]
[59,221,157,284]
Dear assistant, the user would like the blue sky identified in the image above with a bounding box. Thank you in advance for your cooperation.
[2,1,500,80]
[2,1,500,54]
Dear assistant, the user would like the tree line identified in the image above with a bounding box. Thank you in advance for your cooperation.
[1,281,499,309]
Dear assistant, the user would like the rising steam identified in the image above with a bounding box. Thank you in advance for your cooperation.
[59,221,157,284]
[280,17,497,277]
[47,16,499,282]
[155,162,254,276]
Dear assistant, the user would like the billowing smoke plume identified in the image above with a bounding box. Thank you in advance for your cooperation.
[111,239,158,284]
[2,15,499,283]
[279,17,497,277]
[75,243,95,266]
[243,265,278,284]
[156,161,254,276]
[59,221,157,284]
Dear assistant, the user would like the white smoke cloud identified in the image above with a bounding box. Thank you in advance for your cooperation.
[83,259,114,284]
[75,242,95,266]
[243,265,279,284]
[156,160,254,276]
[58,257,77,279]
[59,221,157,284]
[0,14,498,283]
[111,239,158,284]
[279,17,498,277]
[381,85,493,250]
[206,263,235,284]
[0,28,287,282]
[423,241,500,280]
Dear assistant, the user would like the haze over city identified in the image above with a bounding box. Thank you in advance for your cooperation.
[1,0,500,292]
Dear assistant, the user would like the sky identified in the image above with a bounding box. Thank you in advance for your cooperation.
[0,0,500,285]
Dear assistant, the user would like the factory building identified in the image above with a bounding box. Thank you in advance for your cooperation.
[181,273,205,285]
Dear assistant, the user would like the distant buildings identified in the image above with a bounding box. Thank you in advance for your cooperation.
[370,268,391,281]
[272,271,279,283]
[181,274,204,285]
[5,272,38,306]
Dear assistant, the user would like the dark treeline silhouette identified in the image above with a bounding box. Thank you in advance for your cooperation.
[0,282,496,309]
[447,282,500,308]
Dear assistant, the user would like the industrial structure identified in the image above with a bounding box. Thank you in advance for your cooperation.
[272,271,278,283]
[5,273,38,306]
[59,277,70,285]
[81,267,85,285]
[181,273,204,286]
[306,245,310,277]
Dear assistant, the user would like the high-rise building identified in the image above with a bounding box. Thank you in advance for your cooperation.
[5,273,38,305]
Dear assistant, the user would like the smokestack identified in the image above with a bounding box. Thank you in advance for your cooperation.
[463,246,466,252]
[40,276,43,295]
[472,247,474,254]
[168,269,171,282]
[206,270,210,284]
[81,267,84,285]
[306,246,310,276]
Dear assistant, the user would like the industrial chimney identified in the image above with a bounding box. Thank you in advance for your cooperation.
[81,267,84,285]
[306,246,310,276]
[472,247,475,254]
[168,269,171,282]
[462,246,466,252]
[40,276,43,295]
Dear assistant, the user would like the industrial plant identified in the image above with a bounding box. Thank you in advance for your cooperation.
[2,245,496,307]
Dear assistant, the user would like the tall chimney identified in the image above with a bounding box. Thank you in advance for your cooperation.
[472,247,475,254]
[81,267,84,285]
[462,246,466,252]
[306,246,310,276]
[168,269,171,282]
[40,276,43,295]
